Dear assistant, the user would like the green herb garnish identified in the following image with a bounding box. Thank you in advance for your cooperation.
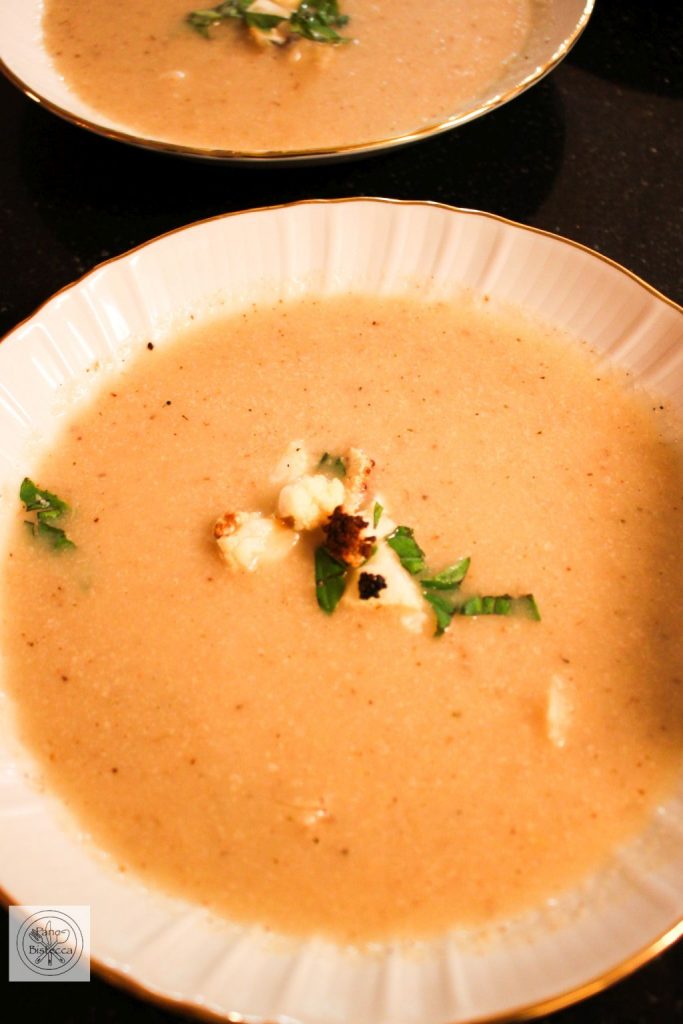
[372,501,383,528]
[187,1,239,36]
[422,591,456,636]
[386,525,426,575]
[187,0,279,37]
[456,593,540,614]
[20,478,70,521]
[456,593,540,619]
[458,594,510,616]
[21,477,75,550]
[187,0,350,44]
[290,0,349,43]
[314,545,347,614]
[317,452,346,477]
[512,594,541,620]
[24,520,75,552]
[421,557,471,590]
[421,590,541,635]
[383,518,538,635]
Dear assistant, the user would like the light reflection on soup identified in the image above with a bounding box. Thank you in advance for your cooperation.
[3,294,683,944]
[42,0,533,151]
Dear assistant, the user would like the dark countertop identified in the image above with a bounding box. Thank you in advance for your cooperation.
[1,0,682,1020]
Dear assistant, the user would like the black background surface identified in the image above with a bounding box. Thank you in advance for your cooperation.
[1,0,682,1020]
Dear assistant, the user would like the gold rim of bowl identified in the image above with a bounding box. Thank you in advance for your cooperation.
[0,198,681,1024]
[0,1,596,162]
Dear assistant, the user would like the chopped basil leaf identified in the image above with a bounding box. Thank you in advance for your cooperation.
[187,0,245,37]
[186,8,225,36]
[421,588,540,634]
[24,520,75,552]
[21,477,76,549]
[422,591,456,636]
[512,594,541,620]
[187,0,350,44]
[20,477,70,521]
[372,501,383,528]
[290,0,349,43]
[421,557,470,590]
[386,525,426,575]
[317,452,346,477]
[456,594,540,619]
[314,545,347,614]
[458,595,487,616]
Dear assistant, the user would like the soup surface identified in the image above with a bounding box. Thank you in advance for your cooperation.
[3,294,683,944]
[43,0,533,151]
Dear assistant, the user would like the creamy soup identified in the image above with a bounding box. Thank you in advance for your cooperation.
[3,294,683,944]
[43,0,533,151]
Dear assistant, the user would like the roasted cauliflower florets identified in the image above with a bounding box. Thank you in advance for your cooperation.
[277,474,345,531]
[216,444,420,633]
[214,511,298,572]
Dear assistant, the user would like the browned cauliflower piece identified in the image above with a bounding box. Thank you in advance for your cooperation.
[344,447,376,512]
[214,510,297,571]
[322,506,375,568]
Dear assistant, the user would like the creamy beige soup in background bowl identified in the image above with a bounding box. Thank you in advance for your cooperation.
[0,0,594,161]
[1,199,683,1022]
